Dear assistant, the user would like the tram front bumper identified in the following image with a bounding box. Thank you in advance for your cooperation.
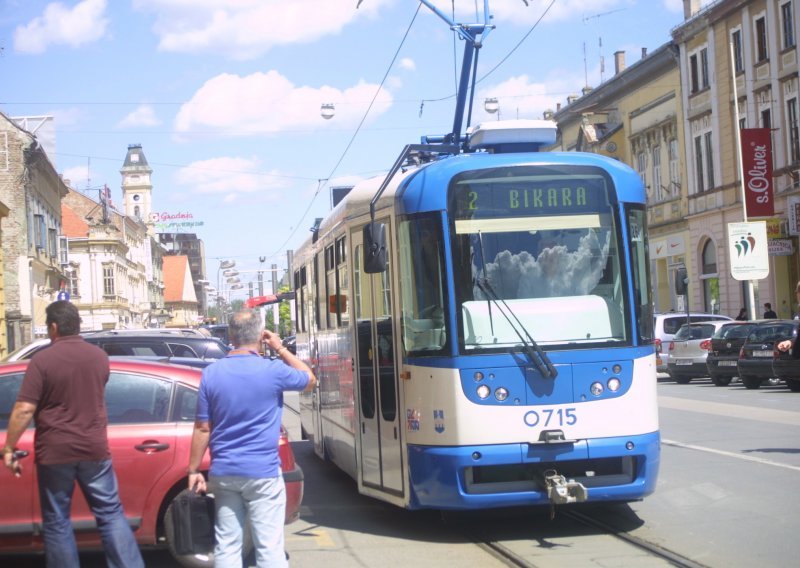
[406,431,660,510]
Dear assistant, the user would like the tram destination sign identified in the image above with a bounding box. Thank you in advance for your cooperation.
[452,172,608,219]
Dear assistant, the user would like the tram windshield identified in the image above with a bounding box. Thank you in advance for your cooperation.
[449,165,628,351]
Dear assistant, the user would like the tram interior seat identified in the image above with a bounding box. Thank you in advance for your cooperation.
[462,295,613,347]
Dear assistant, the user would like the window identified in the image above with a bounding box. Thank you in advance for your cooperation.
[636,150,647,186]
[652,146,662,201]
[336,235,348,327]
[325,244,336,328]
[788,97,800,164]
[732,29,744,73]
[58,236,68,265]
[781,2,795,50]
[694,131,715,192]
[0,374,25,429]
[103,264,116,296]
[668,139,680,196]
[105,372,171,424]
[172,385,198,422]
[315,253,324,330]
[68,268,79,297]
[701,240,720,314]
[33,214,46,250]
[48,228,57,258]
[761,108,772,129]
[0,132,8,172]
[689,48,709,93]
[755,16,768,61]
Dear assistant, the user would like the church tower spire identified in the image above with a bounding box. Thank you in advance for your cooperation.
[120,144,153,223]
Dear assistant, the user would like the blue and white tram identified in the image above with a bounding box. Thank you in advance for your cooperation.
[293,120,659,510]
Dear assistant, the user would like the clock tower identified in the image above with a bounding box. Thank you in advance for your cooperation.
[120,144,153,224]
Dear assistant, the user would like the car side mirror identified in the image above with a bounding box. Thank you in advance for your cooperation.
[363,222,387,274]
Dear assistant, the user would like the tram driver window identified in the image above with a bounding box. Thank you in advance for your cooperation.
[398,215,448,354]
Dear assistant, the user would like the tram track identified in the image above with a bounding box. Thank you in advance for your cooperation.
[455,507,710,568]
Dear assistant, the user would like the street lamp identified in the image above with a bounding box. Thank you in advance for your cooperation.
[321,103,335,119]
[217,260,236,323]
[484,97,500,119]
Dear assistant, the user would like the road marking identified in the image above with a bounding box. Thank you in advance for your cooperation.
[658,395,800,426]
[662,439,800,472]
[287,527,336,547]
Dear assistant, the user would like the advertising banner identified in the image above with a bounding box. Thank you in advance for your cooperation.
[728,221,769,280]
[740,128,774,217]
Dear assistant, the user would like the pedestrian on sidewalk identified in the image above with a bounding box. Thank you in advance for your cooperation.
[187,310,316,567]
[2,300,144,568]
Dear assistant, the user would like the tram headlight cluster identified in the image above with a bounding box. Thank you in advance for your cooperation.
[473,371,508,401]
[590,376,622,397]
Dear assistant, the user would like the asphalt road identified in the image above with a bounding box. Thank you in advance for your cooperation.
[3,379,799,567]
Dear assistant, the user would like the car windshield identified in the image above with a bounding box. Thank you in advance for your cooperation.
[714,323,753,339]
[675,324,716,340]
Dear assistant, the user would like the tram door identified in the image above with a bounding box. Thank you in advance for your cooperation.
[351,225,404,495]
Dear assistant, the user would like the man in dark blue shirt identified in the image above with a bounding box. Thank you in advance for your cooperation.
[188,310,315,567]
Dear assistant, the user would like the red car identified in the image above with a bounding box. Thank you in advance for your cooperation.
[0,358,303,566]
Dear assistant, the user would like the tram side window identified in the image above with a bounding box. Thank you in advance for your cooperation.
[295,267,308,333]
[628,206,653,342]
[315,253,325,330]
[398,215,448,354]
[325,244,336,328]
[336,236,348,327]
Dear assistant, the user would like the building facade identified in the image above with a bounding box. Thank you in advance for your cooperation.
[673,0,799,318]
[0,112,68,350]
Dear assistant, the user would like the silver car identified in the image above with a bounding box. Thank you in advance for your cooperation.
[666,320,736,384]
[654,312,733,372]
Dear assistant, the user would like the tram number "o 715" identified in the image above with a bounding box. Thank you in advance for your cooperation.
[524,408,577,427]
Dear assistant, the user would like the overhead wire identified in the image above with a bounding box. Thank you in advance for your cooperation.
[419,0,557,106]
[265,2,423,259]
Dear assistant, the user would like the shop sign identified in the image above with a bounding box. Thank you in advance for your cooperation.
[768,239,794,256]
[741,128,774,217]
[728,221,769,280]
[788,197,800,235]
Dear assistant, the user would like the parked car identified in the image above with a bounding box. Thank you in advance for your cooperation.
[653,312,733,372]
[738,320,798,389]
[706,321,757,386]
[666,320,735,383]
[4,332,230,363]
[0,358,303,566]
[771,328,800,392]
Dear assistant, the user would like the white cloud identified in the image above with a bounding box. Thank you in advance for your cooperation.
[61,165,92,189]
[133,0,392,59]
[399,57,416,71]
[118,105,162,128]
[14,0,109,54]
[174,70,393,136]
[173,156,291,204]
[474,73,578,122]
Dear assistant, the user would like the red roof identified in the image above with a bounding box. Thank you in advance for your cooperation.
[61,203,89,237]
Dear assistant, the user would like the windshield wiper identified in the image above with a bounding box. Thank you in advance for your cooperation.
[474,234,557,379]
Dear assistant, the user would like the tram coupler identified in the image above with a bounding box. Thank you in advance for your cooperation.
[543,469,588,505]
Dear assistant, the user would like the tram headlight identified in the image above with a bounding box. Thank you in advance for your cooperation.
[476,384,491,399]
[590,382,604,396]
[495,387,509,401]
[607,377,621,392]
[473,371,484,381]
[612,364,622,374]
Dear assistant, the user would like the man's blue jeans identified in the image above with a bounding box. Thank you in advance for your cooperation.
[36,460,144,568]
[210,475,287,568]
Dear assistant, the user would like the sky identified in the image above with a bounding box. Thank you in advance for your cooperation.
[0,0,712,295]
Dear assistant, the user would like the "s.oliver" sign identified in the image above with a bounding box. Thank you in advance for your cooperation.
[740,128,774,218]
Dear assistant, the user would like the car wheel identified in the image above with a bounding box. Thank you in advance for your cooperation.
[710,374,732,386]
[164,492,253,568]
[740,376,762,390]
[786,379,800,392]
[672,374,692,384]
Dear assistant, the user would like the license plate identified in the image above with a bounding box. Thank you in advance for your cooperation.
[719,360,737,366]
[753,350,773,357]
[675,359,692,365]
